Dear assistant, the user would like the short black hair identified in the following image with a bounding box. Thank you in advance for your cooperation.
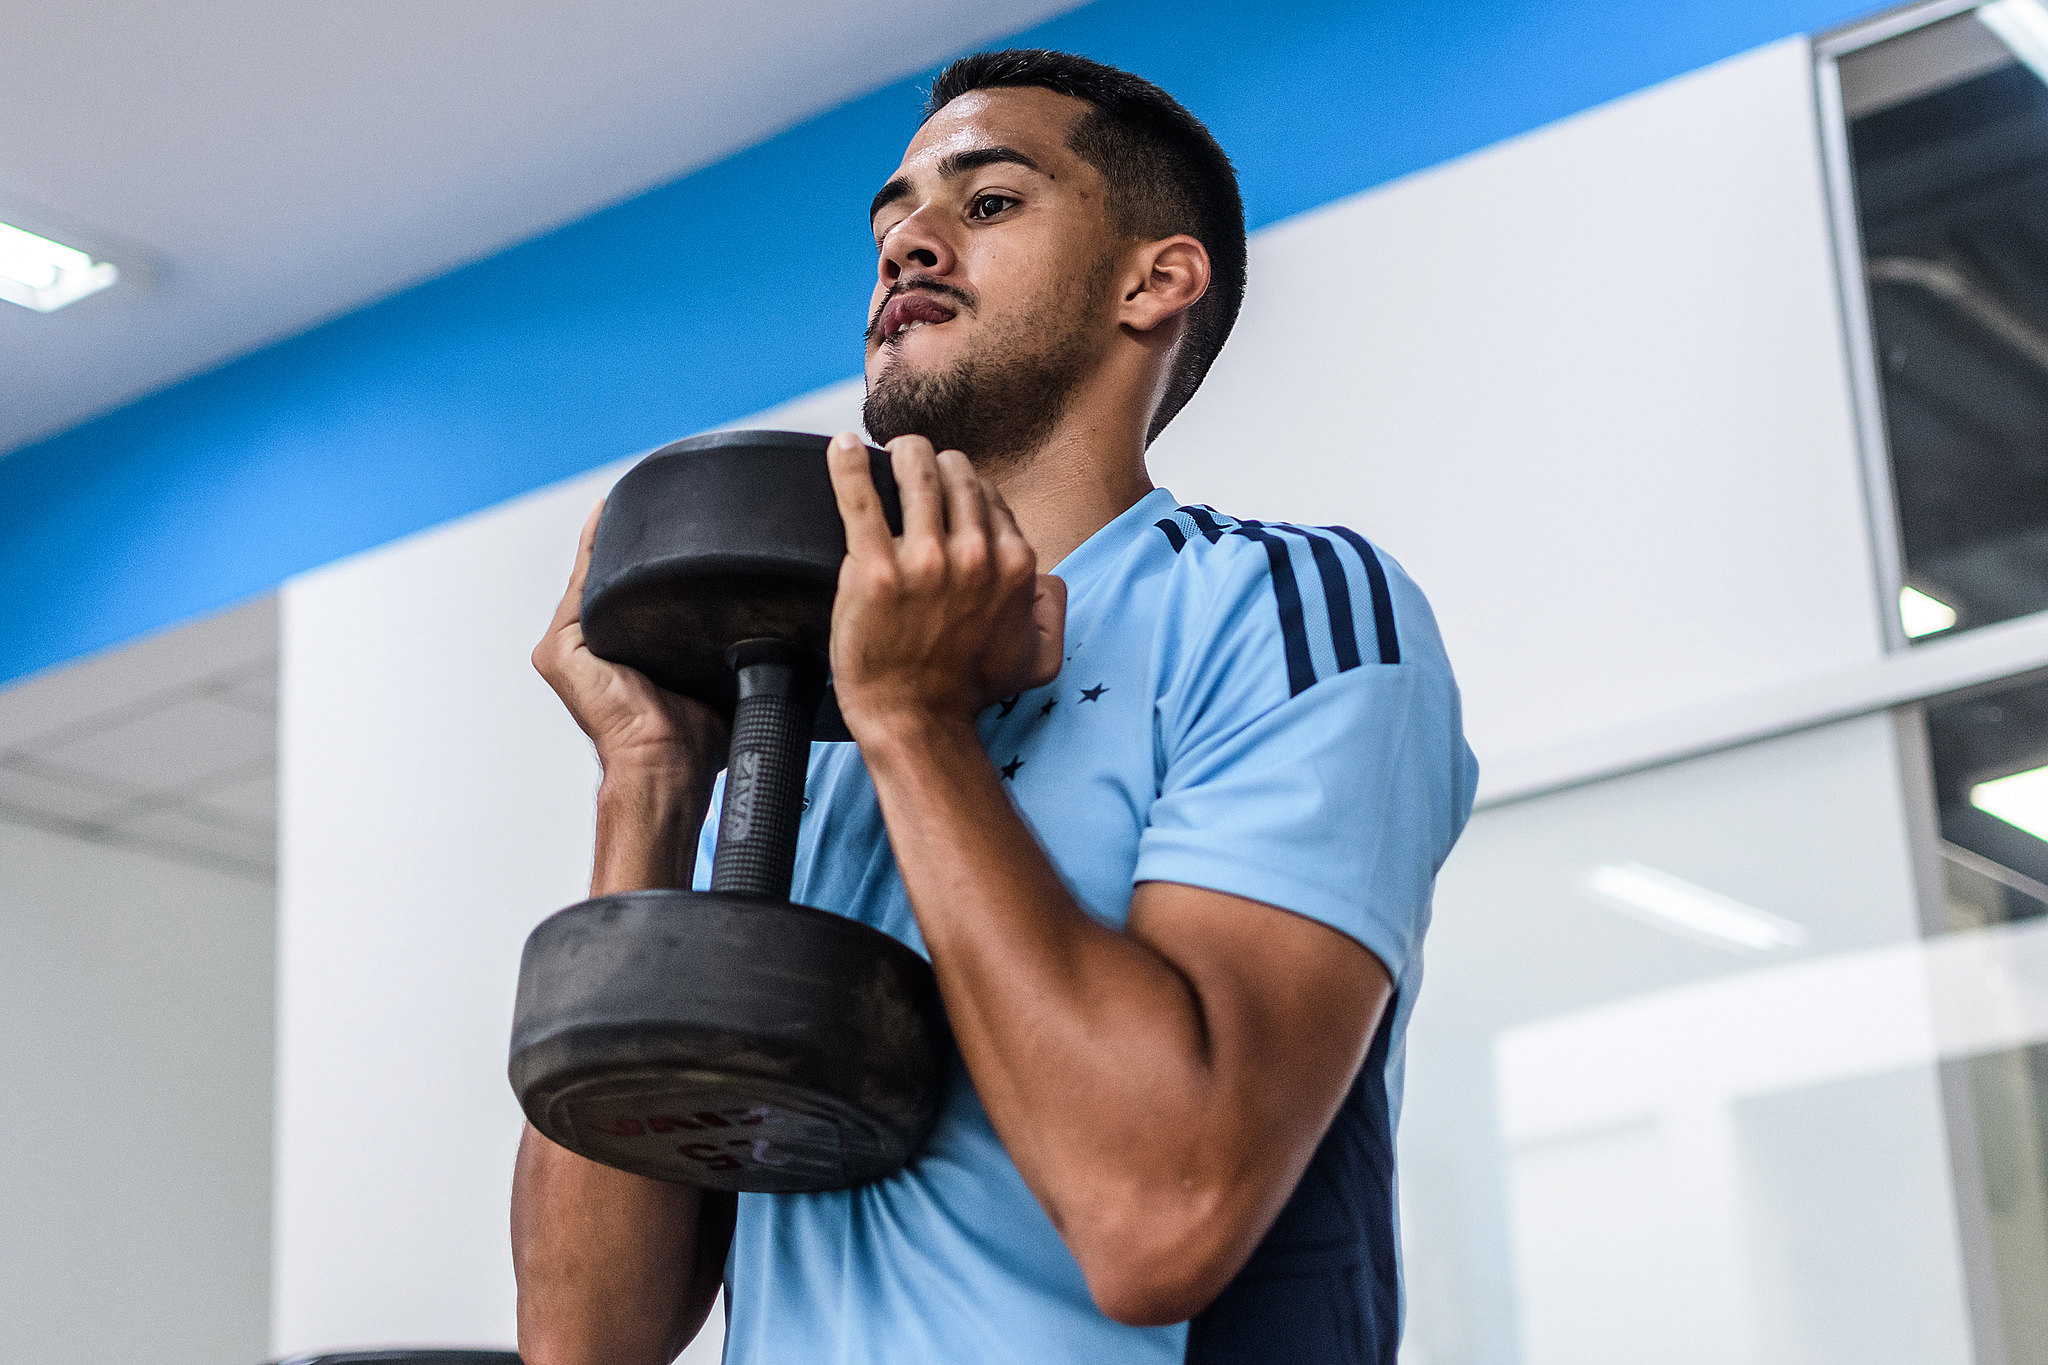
[924,49,1246,443]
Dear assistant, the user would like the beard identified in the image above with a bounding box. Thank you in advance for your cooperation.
[864,261,1112,473]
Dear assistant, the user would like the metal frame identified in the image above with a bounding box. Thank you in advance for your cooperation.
[1894,703,2017,1364]
[1816,0,1988,57]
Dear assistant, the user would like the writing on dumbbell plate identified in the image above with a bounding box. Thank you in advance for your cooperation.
[677,1142,744,1171]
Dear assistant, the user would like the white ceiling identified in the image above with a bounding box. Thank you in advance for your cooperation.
[0,597,278,880]
[0,0,1084,455]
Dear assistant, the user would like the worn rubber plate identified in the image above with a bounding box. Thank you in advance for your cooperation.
[509,889,947,1191]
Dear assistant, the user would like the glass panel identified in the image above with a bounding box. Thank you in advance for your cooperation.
[1398,714,1979,1364]
[1837,7,2048,640]
[1964,1044,2048,1357]
[1926,671,2048,1361]
[1928,671,2048,914]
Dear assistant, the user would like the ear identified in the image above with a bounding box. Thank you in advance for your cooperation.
[1118,235,1211,335]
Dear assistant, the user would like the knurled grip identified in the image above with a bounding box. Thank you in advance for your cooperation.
[710,641,825,900]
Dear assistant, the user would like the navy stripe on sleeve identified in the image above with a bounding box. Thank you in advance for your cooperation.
[1228,526,1318,697]
[1184,505,1228,543]
[1155,518,1188,552]
[1299,532,1364,672]
[1325,526,1401,665]
[1246,523,1363,676]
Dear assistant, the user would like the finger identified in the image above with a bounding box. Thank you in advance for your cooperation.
[936,449,991,551]
[826,432,893,560]
[547,499,606,636]
[1027,574,1068,687]
[986,484,1038,575]
[890,435,945,547]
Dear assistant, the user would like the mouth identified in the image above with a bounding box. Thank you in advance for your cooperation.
[874,286,964,346]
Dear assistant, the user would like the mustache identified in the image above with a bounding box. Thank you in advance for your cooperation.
[866,279,977,344]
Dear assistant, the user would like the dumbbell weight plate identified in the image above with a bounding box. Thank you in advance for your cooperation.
[580,430,902,743]
[509,889,947,1192]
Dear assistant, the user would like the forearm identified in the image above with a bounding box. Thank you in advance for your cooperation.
[513,1128,733,1365]
[587,765,719,896]
[514,767,728,1362]
[859,718,1261,1311]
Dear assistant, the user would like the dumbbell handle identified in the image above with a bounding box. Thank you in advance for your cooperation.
[709,640,826,900]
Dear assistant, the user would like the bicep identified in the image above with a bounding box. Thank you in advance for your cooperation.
[1129,880,1391,1165]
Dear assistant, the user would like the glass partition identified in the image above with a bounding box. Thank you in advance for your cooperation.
[1397,713,1981,1365]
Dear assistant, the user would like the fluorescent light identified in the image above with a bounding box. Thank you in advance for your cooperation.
[1973,765,2048,842]
[1901,584,1959,638]
[0,220,119,312]
[1586,861,1809,953]
[1983,0,2048,84]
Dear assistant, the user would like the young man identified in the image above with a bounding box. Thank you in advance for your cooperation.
[516,49,1477,1365]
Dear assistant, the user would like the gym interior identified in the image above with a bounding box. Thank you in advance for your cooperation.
[7,0,2048,1361]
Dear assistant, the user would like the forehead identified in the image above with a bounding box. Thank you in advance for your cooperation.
[894,86,1092,180]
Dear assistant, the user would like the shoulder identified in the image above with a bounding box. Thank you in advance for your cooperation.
[1148,503,1452,701]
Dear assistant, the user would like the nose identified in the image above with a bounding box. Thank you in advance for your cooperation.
[878,205,954,285]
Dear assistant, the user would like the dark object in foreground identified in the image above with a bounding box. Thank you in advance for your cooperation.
[510,431,948,1193]
[270,1352,522,1364]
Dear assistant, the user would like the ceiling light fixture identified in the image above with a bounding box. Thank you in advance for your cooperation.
[0,220,119,312]
[1901,584,1960,639]
[1972,765,2048,842]
[1982,0,2048,84]
[1586,861,1810,953]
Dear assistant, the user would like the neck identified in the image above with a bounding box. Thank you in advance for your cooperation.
[985,372,1158,570]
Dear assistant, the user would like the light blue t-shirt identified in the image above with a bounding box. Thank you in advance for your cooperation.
[697,486,1477,1363]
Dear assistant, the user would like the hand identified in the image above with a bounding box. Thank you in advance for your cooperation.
[533,499,730,781]
[825,432,1065,737]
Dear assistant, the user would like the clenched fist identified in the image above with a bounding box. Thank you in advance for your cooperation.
[824,432,1066,741]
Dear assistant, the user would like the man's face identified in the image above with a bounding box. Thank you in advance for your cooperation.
[863,87,1123,467]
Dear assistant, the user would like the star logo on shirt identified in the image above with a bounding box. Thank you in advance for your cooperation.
[1079,684,1108,702]
[997,695,1022,718]
[1038,697,1058,719]
[1000,755,1025,780]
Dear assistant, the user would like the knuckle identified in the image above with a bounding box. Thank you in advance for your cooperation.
[857,558,900,595]
[952,538,991,577]
[997,541,1035,579]
[902,542,947,580]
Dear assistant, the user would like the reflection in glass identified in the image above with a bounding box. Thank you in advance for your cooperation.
[1929,673,2048,909]
[1399,716,1971,1364]
[1839,9,2048,637]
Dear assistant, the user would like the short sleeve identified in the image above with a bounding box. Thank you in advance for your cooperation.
[1133,528,1478,985]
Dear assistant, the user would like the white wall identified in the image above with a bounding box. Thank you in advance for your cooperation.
[0,818,274,1365]
[1152,36,1878,768]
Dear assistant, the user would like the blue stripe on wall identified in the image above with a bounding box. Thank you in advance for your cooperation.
[0,0,1876,686]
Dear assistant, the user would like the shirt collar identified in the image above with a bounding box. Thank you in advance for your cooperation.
[1049,486,1181,587]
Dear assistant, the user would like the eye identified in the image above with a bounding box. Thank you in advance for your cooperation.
[968,192,1018,221]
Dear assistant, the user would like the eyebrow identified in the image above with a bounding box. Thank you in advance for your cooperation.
[868,146,1047,225]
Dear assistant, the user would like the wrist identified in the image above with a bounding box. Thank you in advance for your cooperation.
[850,706,983,776]
[591,769,715,896]
[598,742,715,788]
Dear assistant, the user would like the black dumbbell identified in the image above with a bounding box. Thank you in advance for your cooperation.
[509,431,949,1193]
[269,1353,523,1364]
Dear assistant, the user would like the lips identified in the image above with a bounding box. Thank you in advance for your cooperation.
[879,290,959,341]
